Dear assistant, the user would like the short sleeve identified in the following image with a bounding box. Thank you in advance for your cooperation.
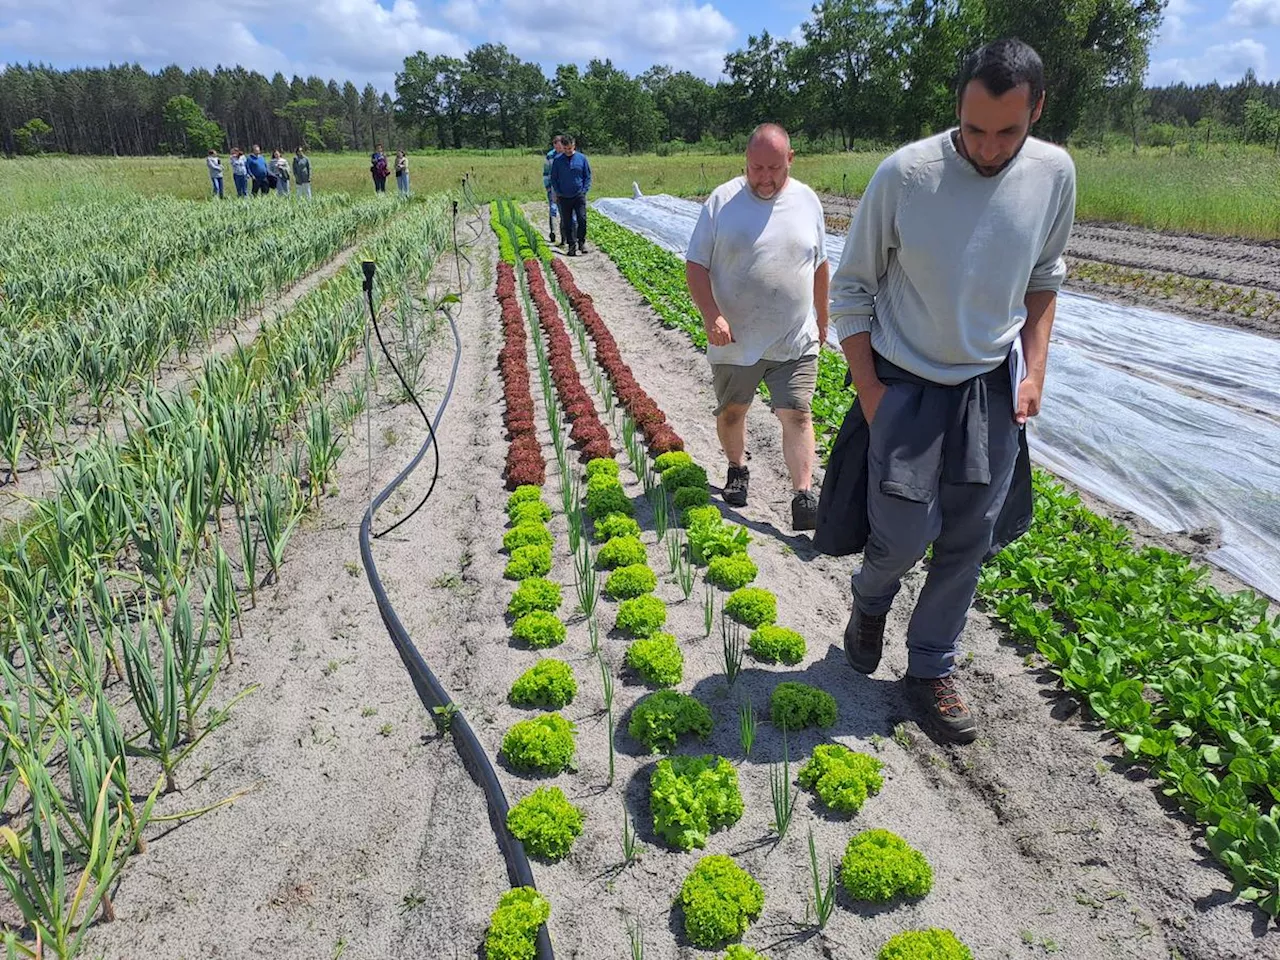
[686,199,715,269]
[814,194,828,266]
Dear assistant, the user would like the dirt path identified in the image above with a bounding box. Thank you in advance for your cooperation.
[84,214,510,960]
[0,231,381,525]
[816,192,1280,341]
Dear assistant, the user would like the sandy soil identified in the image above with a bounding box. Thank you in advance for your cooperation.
[817,193,1280,342]
[76,208,1274,960]
[83,214,511,960]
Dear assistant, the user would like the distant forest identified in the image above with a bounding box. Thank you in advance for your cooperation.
[3,0,1280,157]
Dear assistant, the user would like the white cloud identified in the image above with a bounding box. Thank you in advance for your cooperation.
[487,0,736,79]
[1226,0,1280,28]
[1149,38,1268,84]
[0,0,466,88]
[1159,0,1199,46]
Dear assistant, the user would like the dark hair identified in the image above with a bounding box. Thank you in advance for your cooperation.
[561,134,575,146]
[956,38,1044,107]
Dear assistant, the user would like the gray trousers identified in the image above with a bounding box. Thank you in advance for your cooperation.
[852,372,1020,679]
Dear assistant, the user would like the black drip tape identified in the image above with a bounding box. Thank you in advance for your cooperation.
[357,205,555,960]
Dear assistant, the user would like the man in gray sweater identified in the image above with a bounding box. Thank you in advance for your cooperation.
[829,39,1076,743]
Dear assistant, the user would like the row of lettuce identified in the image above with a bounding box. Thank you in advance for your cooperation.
[587,209,1280,919]
[482,201,976,959]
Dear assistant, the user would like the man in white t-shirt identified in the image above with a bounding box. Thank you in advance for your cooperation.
[685,124,829,531]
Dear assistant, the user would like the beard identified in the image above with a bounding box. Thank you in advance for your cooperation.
[954,129,1031,178]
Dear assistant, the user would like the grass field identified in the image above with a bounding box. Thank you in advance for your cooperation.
[2,143,1277,238]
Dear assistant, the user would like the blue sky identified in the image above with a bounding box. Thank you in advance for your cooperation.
[0,0,1274,91]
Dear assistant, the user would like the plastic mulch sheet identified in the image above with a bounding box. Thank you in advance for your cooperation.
[594,193,1280,599]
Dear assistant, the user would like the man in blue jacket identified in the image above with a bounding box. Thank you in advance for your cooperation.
[550,135,592,256]
[542,135,564,244]
[245,145,270,197]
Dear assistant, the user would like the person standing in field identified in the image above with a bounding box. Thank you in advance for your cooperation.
[542,135,564,243]
[230,148,249,197]
[684,123,827,532]
[246,145,270,197]
[292,146,312,199]
[395,150,410,196]
[826,39,1076,744]
[549,135,592,256]
[371,144,389,193]
[272,150,290,196]
[206,149,224,199]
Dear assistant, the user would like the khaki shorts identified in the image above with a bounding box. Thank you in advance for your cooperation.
[712,355,818,417]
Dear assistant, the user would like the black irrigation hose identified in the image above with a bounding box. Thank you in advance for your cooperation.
[357,213,555,960]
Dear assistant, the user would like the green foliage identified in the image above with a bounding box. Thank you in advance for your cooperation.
[594,512,642,542]
[624,632,684,688]
[840,829,933,903]
[770,682,836,731]
[484,886,551,960]
[674,485,711,511]
[12,117,52,155]
[748,625,805,665]
[510,500,552,525]
[662,462,709,493]
[682,504,722,529]
[722,948,769,960]
[654,451,694,473]
[504,521,553,553]
[161,95,223,155]
[797,744,883,815]
[605,563,658,600]
[628,690,712,753]
[598,535,647,569]
[878,929,973,960]
[512,611,567,649]
[501,713,577,775]
[505,544,553,580]
[586,457,620,480]
[615,594,668,638]
[650,755,744,850]
[506,787,584,861]
[679,855,765,948]
[509,659,577,708]
[507,578,563,617]
[507,485,545,509]
[689,520,751,564]
[724,588,776,628]
[706,554,759,590]
[586,480,633,519]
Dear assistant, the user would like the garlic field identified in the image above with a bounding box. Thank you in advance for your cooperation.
[0,188,1274,960]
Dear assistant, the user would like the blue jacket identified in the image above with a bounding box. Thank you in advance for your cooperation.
[245,153,269,181]
[542,149,557,189]
[550,151,591,198]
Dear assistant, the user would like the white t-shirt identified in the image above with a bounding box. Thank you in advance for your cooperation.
[686,176,827,367]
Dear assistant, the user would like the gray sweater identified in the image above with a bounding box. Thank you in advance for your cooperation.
[830,131,1076,385]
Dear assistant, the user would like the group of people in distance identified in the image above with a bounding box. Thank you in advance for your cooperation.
[206,145,312,198]
[203,143,409,199]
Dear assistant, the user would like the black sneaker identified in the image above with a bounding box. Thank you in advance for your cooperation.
[579,242,588,254]
[904,675,978,744]
[549,231,557,244]
[791,489,818,531]
[723,464,749,507]
[567,247,578,257]
[843,605,886,674]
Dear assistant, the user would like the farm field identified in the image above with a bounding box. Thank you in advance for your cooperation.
[0,171,1277,960]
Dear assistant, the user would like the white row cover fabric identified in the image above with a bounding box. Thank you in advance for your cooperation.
[594,193,1280,599]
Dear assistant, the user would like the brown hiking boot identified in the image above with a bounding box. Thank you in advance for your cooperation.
[904,675,978,744]
[842,606,886,674]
